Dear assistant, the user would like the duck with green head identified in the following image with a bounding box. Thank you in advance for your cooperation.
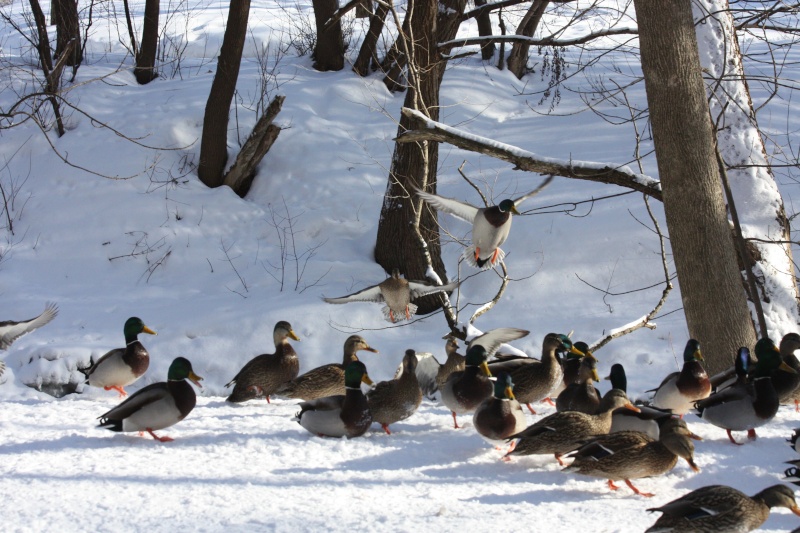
[81,317,157,397]
[473,372,527,447]
[606,363,672,439]
[295,360,374,438]
[650,339,711,416]
[440,327,528,428]
[415,177,551,269]
[695,341,795,444]
[645,484,800,532]
[97,356,203,442]
[225,321,300,404]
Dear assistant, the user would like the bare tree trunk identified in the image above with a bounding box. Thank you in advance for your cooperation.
[54,0,81,67]
[692,0,800,336]
[197,0,250,188]
[121,0,139,59]
[634,0,756,373]
[474,0,495,60]
[134,0,159,84]
[30,0,68,137]
[505,0,549,79]
[375,0,448,314]
[353,0,388,76]
[312,0,345,71]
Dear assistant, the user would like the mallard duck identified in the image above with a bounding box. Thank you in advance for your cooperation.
[367,349,423,434]
[473,372,527,447]
[489,333,580,414]
[295,361,374,438]
[413,336,465,400]
[97,357,202,442]
[440,327,529,428]
[645,484,800,532]
[771,333,800,409]
[695,344,792,444]
[322,268,459,323]
[415,177,551,269]
[650,339,711,415]
[553,340,591,396]
[81,317,157,397]
[789,428,800,454]
[563,417,701,497]
[225,321,300,403]
[276,335,377,401]
[606,363,672,439]
[0,302,58,350]
[784,458,800,486]
[504,388,640,465]
[556,353,600,414]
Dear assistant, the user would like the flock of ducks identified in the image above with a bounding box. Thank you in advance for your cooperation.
[3,188,800,530]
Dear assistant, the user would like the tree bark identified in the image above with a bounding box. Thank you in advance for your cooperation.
[353,0,388,76]
[375,0,450,314]
[134,0,160,84]
[691,0,800,337]
[505,0,549,79]
[474,0,495,60]
[634,0,756,373]
[312,0,345,71]
[197,0,251,188]
[54,0,81,67]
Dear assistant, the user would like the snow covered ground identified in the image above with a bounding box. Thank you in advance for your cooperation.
[1,0,799,530]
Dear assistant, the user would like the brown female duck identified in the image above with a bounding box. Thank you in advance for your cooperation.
[414,336,465,400]
[367,349,423,434]
[563,417,701,497]
[277,335,377,401]
[505,388,640,465]
[645,484,800,532]
[555,353,600,414]
[225,321,300,403]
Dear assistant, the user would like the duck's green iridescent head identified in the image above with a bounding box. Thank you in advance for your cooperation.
[344,360,373,388]
[167,357,203,387]
[493,372,515,400]
[683,339,702,362]
[465,345,492,377]
[753,338,795,377]
[498,199,520,215]
[605,363,627,393]
[123,317,157,342]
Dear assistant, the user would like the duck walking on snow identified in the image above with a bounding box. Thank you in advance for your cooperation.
[650,339,710,416]
[81,317,157,397]
[97,357,202,442]
[225,321,300,403]
[415,177,551,269]
[473,372,527,448]
[645,484,800,532]
[367,349,423,434]
[295,361,374,439]
[323,268,459,323]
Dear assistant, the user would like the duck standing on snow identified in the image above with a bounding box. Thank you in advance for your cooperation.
[505,388,640,466]
[440,327,529,428]
[81,316,157,397]
[563,417,701,497]
[413,336,465,400]
[489,332,580,414]
[415,177,551,269]
[606,363,672,439]
[0,302,59,379]
[650,339,710,416]
[695,343,793,444]
[367,349,423,434]
[555,353,600,414]
[277,335,378,401]
[225,321,300,403]
[295,361,374,439]
[645,484,800,532]
[322,268,459,323]
[473,372,527,448]
[97,357,202,442]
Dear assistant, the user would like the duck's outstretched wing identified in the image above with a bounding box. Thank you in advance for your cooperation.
[416,189,479,223]
[513,175,554,208]
[323,284,385,304]
[407,279,460,300]
[0,302,59,350]
[470,328,530,358]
